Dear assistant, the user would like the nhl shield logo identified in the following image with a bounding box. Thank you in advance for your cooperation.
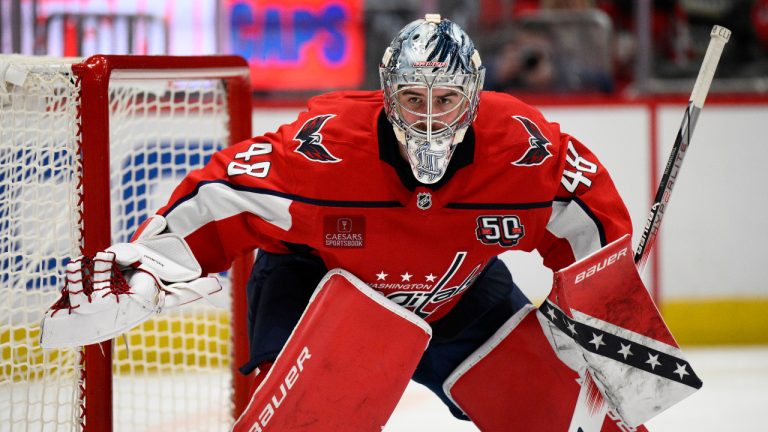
[417,192,432,210]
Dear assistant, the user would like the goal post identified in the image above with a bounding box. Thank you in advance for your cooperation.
[1,54,254,431]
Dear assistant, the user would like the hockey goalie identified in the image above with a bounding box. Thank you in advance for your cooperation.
[40,14,704,431]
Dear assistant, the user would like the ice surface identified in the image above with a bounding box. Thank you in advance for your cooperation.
[3,346,762,431]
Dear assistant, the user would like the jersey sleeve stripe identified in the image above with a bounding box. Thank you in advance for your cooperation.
[546,198,607,260]
[163,182,294,237]
[161,180,406,237]
[163,180,404,215]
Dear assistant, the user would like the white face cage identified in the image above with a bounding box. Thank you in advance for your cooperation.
[380,15,485,184]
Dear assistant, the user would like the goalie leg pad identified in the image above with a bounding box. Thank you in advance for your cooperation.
[543,234,701,426]
[444,305,648,431]
[233,268,432,432]
[446,236,697,431]
[444,304,582,431]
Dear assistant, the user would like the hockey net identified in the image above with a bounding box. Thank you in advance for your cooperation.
[0,54,253,431]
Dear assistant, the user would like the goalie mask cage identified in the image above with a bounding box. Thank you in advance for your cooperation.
[0,54,254,431]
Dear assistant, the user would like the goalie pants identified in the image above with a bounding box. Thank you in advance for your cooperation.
[240,250,531,420]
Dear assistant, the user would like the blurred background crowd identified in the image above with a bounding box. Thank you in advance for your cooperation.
[2,0,767,98]
[371,0,768,96]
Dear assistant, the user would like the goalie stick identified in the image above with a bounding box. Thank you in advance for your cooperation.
[445,26,730,432]
[574,24,732,431]
[634,25,731,272]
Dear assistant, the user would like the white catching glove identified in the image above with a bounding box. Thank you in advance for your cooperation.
[40,215,227,349]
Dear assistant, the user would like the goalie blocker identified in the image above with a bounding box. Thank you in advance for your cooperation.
[233,269,432,432]
[444,235,702,431]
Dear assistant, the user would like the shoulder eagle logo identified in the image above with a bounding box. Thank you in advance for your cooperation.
[293,114,340,163]
[512,116,552,166]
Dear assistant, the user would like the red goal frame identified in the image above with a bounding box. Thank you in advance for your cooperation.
[73,55,254,431]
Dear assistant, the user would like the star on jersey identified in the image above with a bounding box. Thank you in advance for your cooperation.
[371,272,450,284]
[376,252,481,319]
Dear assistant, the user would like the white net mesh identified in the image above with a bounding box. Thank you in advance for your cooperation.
[107,76,233,432]
[0,55,239,431]
[0,57,83,432]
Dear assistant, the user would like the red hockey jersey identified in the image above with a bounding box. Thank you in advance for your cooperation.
[155,90,632,322]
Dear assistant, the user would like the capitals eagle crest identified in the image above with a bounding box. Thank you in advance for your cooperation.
[293,114,341,163]
[512,116,552,166]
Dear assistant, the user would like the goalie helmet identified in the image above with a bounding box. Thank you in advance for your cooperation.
[380,14,485,184]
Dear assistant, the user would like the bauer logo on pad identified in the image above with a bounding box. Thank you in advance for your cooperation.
[324,215,365,248]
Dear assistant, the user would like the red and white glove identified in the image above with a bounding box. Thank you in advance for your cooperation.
[40,215,226,349]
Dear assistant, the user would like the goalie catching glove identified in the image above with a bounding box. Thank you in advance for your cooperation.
[40,215,227,349]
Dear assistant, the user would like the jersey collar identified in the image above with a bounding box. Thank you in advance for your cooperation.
[377,110,475,191]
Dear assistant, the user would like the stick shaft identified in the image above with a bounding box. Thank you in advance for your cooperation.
[634,25,731,272]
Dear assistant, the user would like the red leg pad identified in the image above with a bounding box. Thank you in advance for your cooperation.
[444,306,648,431]
[445,305,578,431]
[233,269,431,432]
[545,234,700,426]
